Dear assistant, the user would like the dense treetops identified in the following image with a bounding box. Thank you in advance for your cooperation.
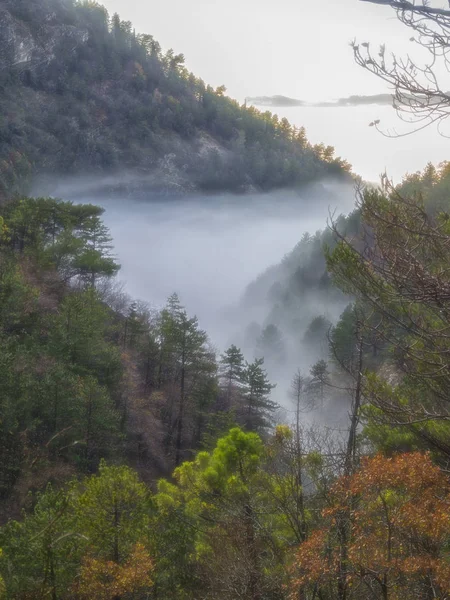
[0,0,351,199]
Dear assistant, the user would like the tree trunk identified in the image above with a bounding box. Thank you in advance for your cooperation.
[175,348,186,466]
[338,322,364,600]
[49,547,57,600]
[85,391,93,470]
[244,502,261,600]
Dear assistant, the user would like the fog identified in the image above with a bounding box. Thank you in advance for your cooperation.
[47,178,356,420]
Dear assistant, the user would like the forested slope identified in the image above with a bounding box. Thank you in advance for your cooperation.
[0,180,449,599]
[0,0,351,199]
[0,0,449,598]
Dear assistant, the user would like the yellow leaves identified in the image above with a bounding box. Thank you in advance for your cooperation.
[274,424,293,443]
[75,543,153,599]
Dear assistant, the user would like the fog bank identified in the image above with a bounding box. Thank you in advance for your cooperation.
[52,180,354,345]
[44,178,356,420]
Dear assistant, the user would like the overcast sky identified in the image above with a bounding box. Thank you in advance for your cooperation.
[100,0,408,101]
[99,0,449,181]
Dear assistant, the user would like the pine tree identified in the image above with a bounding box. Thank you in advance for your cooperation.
[157,295,213,464]
[219,344,245,409]
[73,214,119,288]
[241,358,277,433]
[173,311,209,465]
[308,359,330,407]
[256,324,286,369]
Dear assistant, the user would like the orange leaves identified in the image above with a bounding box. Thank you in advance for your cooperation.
[349,452,450,545]
[351,451,444,493]
[290,453,450,599]
[289,530,337,591]
[75,543,154,599]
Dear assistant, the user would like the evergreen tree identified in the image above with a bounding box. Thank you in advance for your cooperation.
[329,304,359,370]
[303,315,331,359]
[308,359,330,407]
[72,214,120,288]
[74,461,150,563]
[256,324,286,369]
[157,294,215,464]
[219,344,245,409]
[241,358,277,433]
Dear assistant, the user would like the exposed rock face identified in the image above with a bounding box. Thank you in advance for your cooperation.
[0,2,87,72]
[0,2,236,197]
[0,8,33,68]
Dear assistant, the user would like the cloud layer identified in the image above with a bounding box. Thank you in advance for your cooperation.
[247,93,393,108]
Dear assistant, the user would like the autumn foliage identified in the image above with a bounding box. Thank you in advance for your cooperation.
[290,452,450,599]
[75,543,154,599]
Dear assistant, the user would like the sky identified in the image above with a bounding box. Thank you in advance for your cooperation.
[99,0,450,181]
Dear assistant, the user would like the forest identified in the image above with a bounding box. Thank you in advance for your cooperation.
[0,0,449,599]
[0,0,351,199]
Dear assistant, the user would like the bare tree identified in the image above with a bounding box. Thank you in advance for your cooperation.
[356,0,450,136]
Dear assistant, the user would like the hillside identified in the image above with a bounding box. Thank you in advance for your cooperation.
[0,0,351,200]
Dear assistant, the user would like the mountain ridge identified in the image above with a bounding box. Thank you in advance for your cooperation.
[0,0,352,200]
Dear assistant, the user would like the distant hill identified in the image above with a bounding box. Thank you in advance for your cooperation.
[0,0,352,200]
[247,93,393,108]
[246,95,306,107]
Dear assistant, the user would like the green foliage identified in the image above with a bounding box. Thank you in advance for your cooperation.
[0,485,78,599]
[329,303,358,368]
[242,358,278,433]
[0,463,152,598]
[218,344,245,415]
[0,197,123,495]
[154,428,284,598]
[74,460,150,561]
[327,176,450,461]
[156,293,217,463]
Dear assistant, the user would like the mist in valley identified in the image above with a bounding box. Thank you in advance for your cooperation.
[44,177,357,424]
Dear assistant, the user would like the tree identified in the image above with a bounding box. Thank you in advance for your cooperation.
[0,465,154,600]
[303,315,331,359]
[290,452,450,600]
[123,301,144,350]
[173,311,211,464]
[256,324,286,370]
[157,294,214,464]
[74,462,150,564]
[267,425,310,550]
[75,543,154,600]
[72,213,120,288]
[155,428,283,600]
[219,344,245,409]
[308,359,330,407]
[241,358,278,433]
[290,369,312,422]
[355,0,450,136]
[330,304,359,371]
[327,186,450,461]
[74,376,121,471]
[0,485,77,599]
